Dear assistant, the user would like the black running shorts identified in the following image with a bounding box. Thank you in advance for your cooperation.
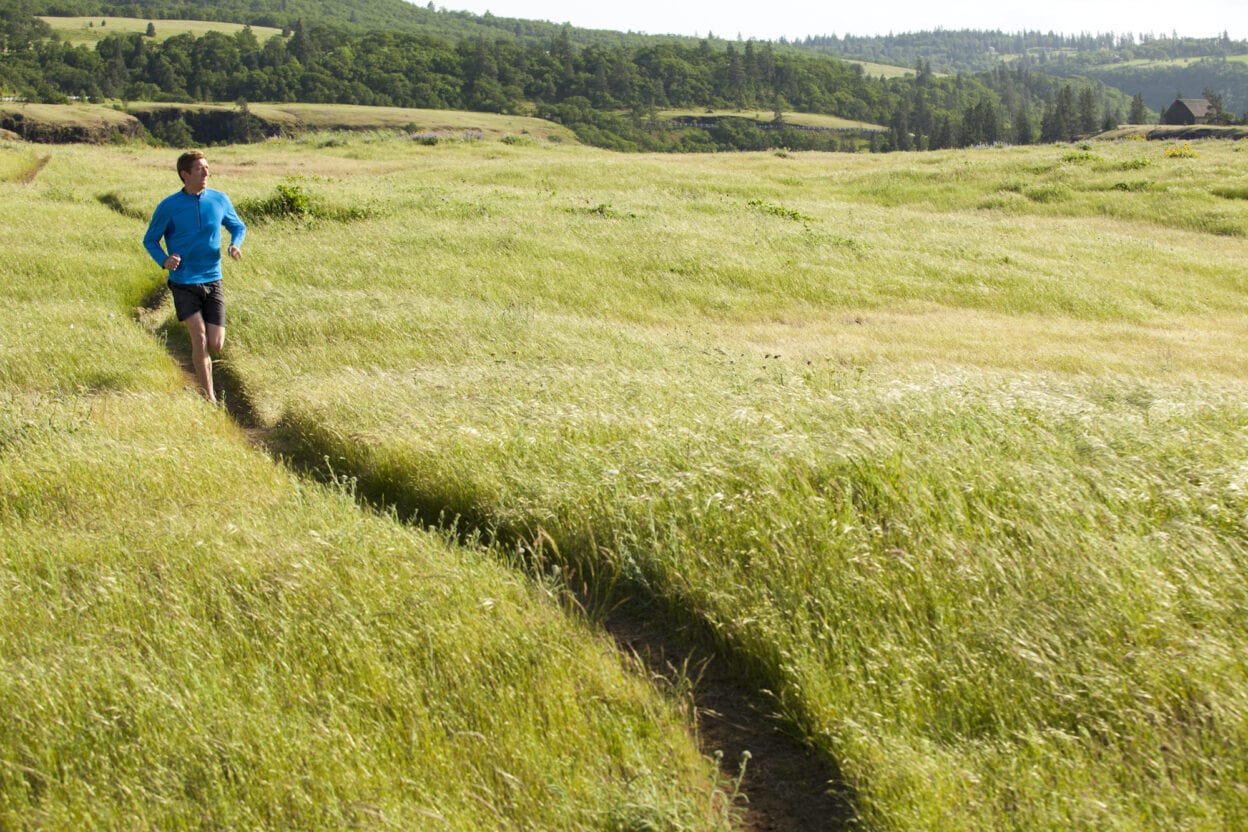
[168,280,225,327]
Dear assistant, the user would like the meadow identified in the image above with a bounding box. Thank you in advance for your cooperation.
[0,136,731,829]
[3,125,1248,830]
[656,109,886,130]
[120,101,579,141]
[37,16,285,46]
[847,61,922,79]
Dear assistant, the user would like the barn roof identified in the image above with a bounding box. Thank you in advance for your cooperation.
[1175,98,1214,117]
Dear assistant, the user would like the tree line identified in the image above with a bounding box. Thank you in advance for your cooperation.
[1,8,1148,151]
[796,29,1248,75]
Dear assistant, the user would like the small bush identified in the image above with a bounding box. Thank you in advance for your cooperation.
[747,199,816,222]
[1118,158,1152,170]
[260,182,312,218]
[237,182,371,225]
[501,134,536,147]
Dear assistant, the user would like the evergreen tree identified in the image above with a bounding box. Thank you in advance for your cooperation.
[1129,93,1147,123]
[888,107,912,151]
[1013,105,1033,144]
[1077,87,1097,133]
[1051,85,1076,140]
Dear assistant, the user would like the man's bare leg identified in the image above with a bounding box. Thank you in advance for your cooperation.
[185,313,225,402]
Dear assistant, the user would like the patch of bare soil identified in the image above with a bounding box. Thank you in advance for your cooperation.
[608,613,856,832]
[13,154,49,184]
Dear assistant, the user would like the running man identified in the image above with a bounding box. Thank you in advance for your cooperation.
[143,149,246,403]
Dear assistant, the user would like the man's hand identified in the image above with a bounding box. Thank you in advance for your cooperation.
[228,244,242,261]
[163,254,181,271]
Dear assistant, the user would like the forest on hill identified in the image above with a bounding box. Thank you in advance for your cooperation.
[795,29,1248,114]
[20,0,672,48]
[1,0,1242,151]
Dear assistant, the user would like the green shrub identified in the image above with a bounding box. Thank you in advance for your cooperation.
[237,182,371,225]
[747,199,816,222]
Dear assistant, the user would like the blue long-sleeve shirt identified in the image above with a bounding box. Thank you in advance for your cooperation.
[143,188,246,285]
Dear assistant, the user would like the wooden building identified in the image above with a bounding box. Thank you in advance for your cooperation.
[1161,98,1214,125]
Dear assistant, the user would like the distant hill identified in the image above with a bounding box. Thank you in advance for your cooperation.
[790,29,1248,115]
[8,0,1243,150]
[32,0,695,48]
[1031,56,1248,114]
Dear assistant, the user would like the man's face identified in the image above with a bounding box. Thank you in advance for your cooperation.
[180,158,209,193]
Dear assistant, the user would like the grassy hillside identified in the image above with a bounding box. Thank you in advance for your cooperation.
[38,0,689,49]
[849,60,919,79]
[656,109,886,131]
[4,127,1248,830]
[0,138,729,829]
[126,101,580,140]
[38,14,283,44]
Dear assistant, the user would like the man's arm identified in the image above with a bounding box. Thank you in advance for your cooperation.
[221,194,246,259]
[142,200,172,268]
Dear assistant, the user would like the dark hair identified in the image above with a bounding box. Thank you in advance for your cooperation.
[176,150,206,178]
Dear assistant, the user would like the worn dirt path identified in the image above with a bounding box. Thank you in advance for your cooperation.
[139,289,855,831]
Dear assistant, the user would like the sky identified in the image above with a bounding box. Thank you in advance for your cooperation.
[439,0,1244,42]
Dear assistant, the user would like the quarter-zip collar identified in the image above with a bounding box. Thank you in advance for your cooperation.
[181,188,204,228]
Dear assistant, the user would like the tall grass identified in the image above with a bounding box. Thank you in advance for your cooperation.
[202,135,1247,830]
[0,141,730,830]
[6,133,1248,830]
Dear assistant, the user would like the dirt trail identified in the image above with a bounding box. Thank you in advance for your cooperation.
[138,288,856,831]
[609,614,855,832]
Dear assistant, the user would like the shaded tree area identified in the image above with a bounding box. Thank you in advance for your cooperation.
[1078,58,1248,116]
[795,29,1248,126]
[872,62,1132,149]
[7,19,868,111]
[3,7,1169,151]
[0,17,915,148]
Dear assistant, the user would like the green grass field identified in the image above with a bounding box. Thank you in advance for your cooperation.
[121,100,580,141]
[657,108,886,130]
[849,60,921,79]
[38,15,285,45]
[0,102,136,128]
[0,136,729,829]
[3,123,1248,830]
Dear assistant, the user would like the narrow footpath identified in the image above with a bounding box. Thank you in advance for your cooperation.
[138,286,855,832]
